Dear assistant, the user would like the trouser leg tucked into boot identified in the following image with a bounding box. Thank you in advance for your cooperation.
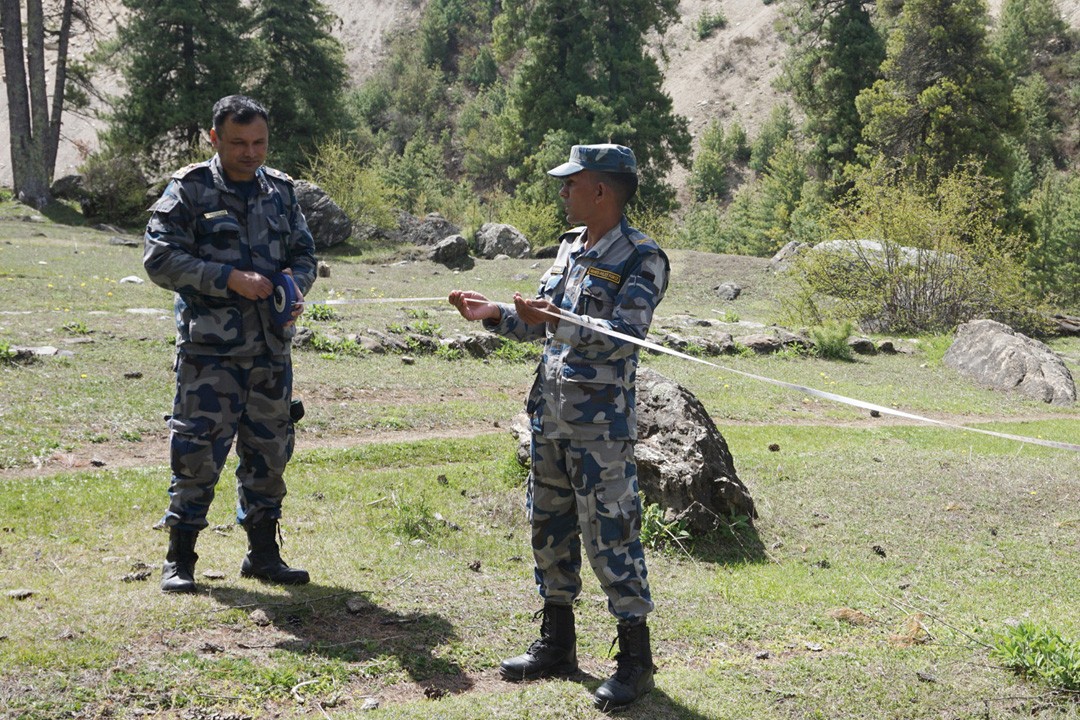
[161,527,198,594]
[594,619,655,711]
[240,518,309,585]
[500,602,578,681]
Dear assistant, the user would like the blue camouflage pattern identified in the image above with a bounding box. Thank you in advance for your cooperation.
[547,144,638,177]
[485,216,670,441]
[485,215,668,621]
[164,354,294,530]
[143,155,317,357]
[529,434,652,619]
[144,154,315,530]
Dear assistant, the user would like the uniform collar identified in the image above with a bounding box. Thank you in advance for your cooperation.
[209,154,270,196]
[571,217,626,259]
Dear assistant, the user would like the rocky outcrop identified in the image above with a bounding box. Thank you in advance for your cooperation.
[944,319,1075,405]
[428,234,470,266]
[397,212,460,246]
[295,181,351,249]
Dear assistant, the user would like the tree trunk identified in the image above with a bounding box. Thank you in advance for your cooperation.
[46,0,75,179]
[0,0,52,207]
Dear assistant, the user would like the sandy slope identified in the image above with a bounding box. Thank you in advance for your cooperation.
[1,0,1078,191]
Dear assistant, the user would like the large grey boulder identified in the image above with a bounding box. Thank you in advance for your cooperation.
[476,222,531,259]
[769,240,809,272]
[944,319,1075,405]
[508,368,756,534]
[428,234,470,266]
[295,181,351,250]
[397,212,460,246]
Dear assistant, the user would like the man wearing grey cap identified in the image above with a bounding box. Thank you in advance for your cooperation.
[449,143,669,710]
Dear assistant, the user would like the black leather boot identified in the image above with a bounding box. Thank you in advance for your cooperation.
[161,527,198,594]
[500,603,578,681]
[240,518,309,585]
[594,619,655,710]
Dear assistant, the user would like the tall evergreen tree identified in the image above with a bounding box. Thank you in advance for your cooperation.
[107,0,250,165]
[780,0,885,184]
[248,0,348,173]
[854,0,1017,184]
[497,0,691,210]
[992,0,1066,79]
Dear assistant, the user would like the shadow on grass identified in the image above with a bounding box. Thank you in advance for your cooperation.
[207,580,472,696]
[688,525,768,566]
[38,200,90,226]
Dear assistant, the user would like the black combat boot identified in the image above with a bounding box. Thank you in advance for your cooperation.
[593,619,655,711]
[240,518,310,585]
[161,527,198,594]
[500,603,578,681]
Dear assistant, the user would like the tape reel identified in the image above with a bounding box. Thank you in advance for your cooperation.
[271,272,298,326]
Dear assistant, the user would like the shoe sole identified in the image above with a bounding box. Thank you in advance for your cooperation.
[499,663,579,682]
[593,677,655,711]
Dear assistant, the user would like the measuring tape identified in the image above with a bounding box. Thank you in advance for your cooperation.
[270,275,1079,452]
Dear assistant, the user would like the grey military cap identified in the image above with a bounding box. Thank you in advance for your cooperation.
[548,144,638,177]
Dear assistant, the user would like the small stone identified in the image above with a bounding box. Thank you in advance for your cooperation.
[202,570,226,580]
[119,276,145,284]
[768,443,780,452]
[424,686,447,700]
[347,596,375,614]
[916,670,938,683]
[437,474,448,485]
[121,570,152,583]
[124,371,143,379]
[468,560,482,572]
[317,261,331,278]
[90,458,106,467]
[401,356,415,365]
[251,609,273,626]
[806,643,824,652]
[872,545,887,558]
[361,698,380,711]
[755,650,770,660]
[199,642,224,653]
[8,589,33,600]
[870,410,881,418]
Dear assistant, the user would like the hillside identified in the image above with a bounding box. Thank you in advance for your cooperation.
[2,0,1079,192]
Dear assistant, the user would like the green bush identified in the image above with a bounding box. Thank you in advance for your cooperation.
[778,163,1051,335]
[78,150,149,226]
[695,9,727,39]
[810,321,855,361]
[639,494,692,551]
[306,136,397,234]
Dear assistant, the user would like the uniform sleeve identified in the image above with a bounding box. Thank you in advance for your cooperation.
[551,250,668,360]
[143,180,234,298]
[482,302,548,342]
[285,187,317,296]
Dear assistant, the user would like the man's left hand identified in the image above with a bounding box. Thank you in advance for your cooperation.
[514,293,560,328]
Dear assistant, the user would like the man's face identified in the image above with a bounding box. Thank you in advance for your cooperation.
[558,170,601,225]
[210,115,268,182]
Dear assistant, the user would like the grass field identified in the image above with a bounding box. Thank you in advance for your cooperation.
[2,204,1080,719]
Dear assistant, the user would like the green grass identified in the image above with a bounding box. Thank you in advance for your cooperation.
[3,208,1080,718]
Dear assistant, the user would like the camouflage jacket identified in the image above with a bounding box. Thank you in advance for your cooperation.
[143,155,317,357]
[485,217,669,441]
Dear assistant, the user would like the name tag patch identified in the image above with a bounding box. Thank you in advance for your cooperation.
[586,267,621,284]
[548,266,565,276]
[203,210,229,220]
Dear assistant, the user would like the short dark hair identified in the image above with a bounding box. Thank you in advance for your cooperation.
[595,171,638,208]
[212,95,268,133]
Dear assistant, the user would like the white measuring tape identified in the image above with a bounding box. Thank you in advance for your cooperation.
[277,281,1079,453]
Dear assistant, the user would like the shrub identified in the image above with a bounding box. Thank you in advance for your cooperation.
[305,304,336,322]
[696,9,728,39]
[306,136,397,233]
[778,163,1051,335]
[78,150,149,226]
[810,322,855,361]
[639,494,692,551]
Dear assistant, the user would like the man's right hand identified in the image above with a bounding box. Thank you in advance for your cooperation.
[227,269,273,300]
[449,290,500,323]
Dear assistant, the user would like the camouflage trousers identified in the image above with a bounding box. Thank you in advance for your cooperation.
[162,353,294,531]
[528,433,653,620]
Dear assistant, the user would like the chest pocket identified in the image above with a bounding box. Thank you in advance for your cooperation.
[579,273,619,318]
[195,215,242,261]
[540,273,565,303]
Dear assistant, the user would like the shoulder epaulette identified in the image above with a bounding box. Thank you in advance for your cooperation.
[557,226,587,244]
[626,228,661,255]
[262,167,295,186]
[171,161,210,180]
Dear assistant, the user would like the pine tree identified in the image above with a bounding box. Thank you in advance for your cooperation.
[780,0,885,183]
[854,0,1017,184]
[498,0,691,211]
[248,0,348,173]
[107,0,250,165]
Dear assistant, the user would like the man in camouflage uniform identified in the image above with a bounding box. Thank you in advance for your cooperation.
[144,95,317,594]
[449,144,668,710]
